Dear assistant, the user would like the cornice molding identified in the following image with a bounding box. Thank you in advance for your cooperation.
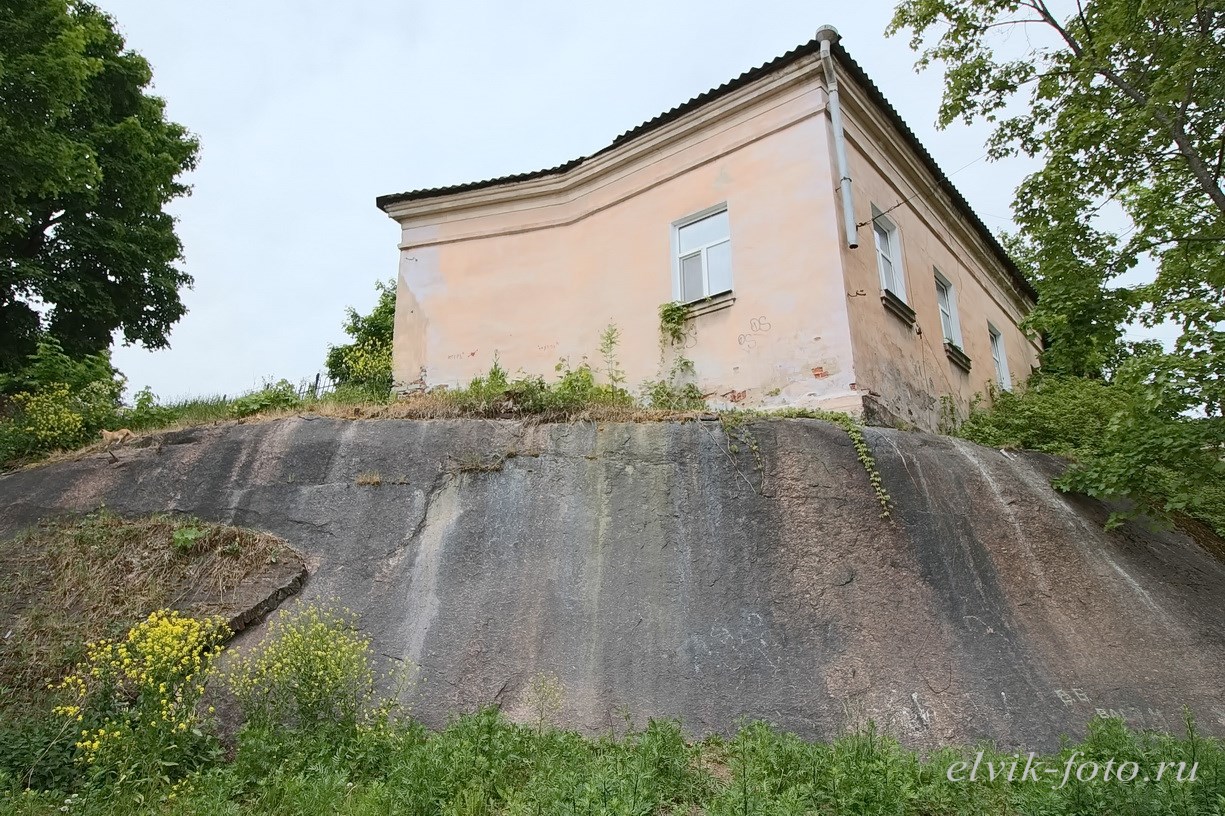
[386,56,825,233]
[833,68,1034,318]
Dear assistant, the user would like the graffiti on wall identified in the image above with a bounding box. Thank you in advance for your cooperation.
[738,316,772,352]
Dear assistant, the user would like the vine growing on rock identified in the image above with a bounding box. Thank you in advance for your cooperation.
[817,411,892,520]
[721,409,892,518]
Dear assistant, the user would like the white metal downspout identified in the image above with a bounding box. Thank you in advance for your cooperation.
[816,25,858,249]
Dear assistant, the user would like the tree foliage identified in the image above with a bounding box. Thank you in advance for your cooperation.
[889,0,1224,410]
[957,375,1225,533]
[890,0,1224,523]
[324,279,395,396]
[0,0,199,374]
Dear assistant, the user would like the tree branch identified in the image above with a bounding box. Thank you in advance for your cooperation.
[1074,0,1093,48]
[1026,1,1225,217]
[20,212,53,259]
[1134,235,1225,253]
[1213,129,1225,183]
[981,19,1047,29]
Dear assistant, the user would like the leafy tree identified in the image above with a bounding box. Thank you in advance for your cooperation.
[325,279,395,396]
[888,0,1224,413]
[0,0,199,375]
[890,0,1224,526]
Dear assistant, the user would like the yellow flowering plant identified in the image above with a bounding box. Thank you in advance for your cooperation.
[10,385,83,451]
[51,610,229,789]
[224,604,393,732]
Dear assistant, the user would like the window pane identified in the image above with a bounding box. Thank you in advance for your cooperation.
[680,252,704,302]
[936,281,954,341]
[873,222,891,256]
[678,209,729,253]
[878,253,895,290]
[990,330,1006,384]
[706,240,732,295]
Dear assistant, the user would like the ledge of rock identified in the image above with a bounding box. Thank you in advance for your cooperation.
[1,416,1222,749]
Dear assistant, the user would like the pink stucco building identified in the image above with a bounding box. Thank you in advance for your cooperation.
[376,28,1040,431]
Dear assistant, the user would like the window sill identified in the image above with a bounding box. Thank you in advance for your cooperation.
[944,342,972,373]
[684,291,735,318]
[880,289,916,326]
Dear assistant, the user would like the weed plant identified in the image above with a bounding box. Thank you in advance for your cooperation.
[0,603,1221,814]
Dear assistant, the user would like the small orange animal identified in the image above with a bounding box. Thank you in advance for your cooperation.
[100,428,135,461]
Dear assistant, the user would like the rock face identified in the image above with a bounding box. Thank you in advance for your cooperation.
[1,417,1222,749]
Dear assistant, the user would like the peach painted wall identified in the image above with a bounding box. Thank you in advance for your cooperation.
[387,57,862,414]
[826,73,1041,430]
[384,54,1038,430]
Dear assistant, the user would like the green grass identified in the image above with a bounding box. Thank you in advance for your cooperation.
[0,710,1220,815]
[148,394,234,429]
[0,581,1220,814]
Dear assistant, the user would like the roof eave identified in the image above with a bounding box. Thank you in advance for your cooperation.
[375,36,1036,304]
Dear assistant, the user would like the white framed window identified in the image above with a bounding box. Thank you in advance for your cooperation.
[988,324,1012,390]
[673,205,732,303]
[934,271,962,346]
[871,208,906,300]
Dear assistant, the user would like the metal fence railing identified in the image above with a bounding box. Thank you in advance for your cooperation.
[297,373,336,401]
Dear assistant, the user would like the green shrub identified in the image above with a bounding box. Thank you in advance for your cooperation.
[0,339,121,399]
[0,713,80,794]
[425,357,636,419]
[954,374,1224,534]
[643,377,707,411]
[326,337,392,397]
[325,279,395,397]
[5,385,84,454]
[0,380,122,462]
[122,387,179,431]
[0,340,124,463]
[223,605,394,733]
[955,376,1132,460]
[647,305,707,411]
[463,357,512,411]
[227,379,301,418]
[510,360,634,414]
[170,526,206,555]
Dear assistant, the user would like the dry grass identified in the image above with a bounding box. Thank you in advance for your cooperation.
[308,393,711,424]
[22,399,713,471]
[0,510,294,700]
[443,452,509,475]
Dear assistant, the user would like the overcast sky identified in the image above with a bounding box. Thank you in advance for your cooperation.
[98,0,1043,401]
